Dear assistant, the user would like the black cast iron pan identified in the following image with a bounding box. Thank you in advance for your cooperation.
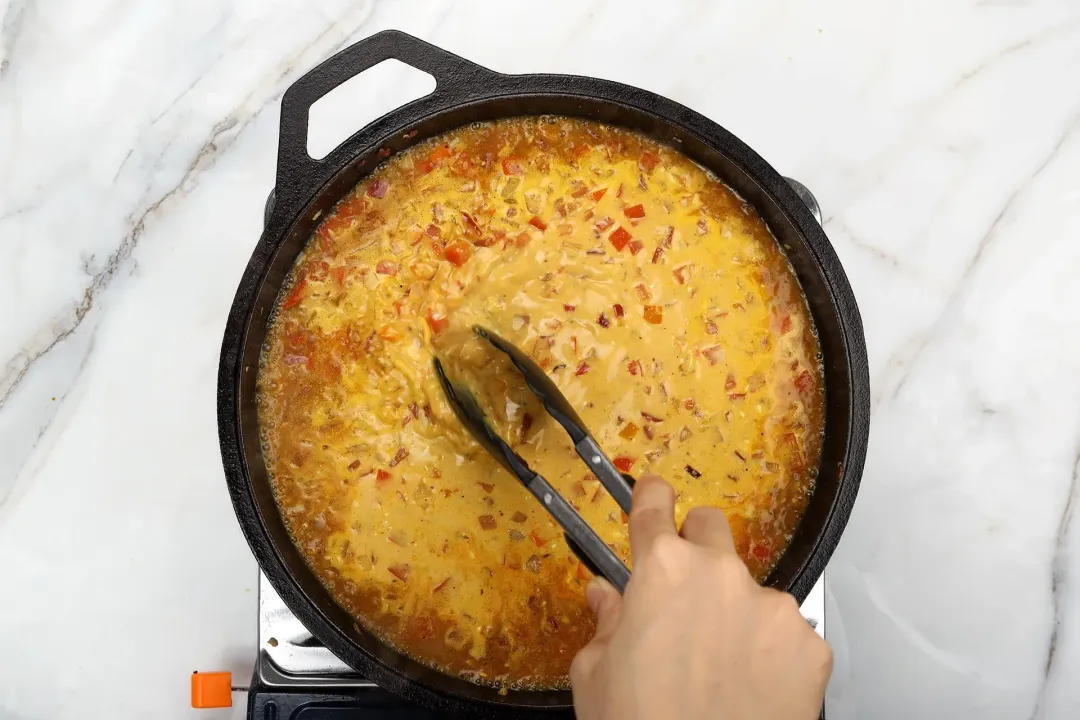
[218,29,870,717]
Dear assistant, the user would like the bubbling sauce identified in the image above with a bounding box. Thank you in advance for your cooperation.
[257,117,824,690]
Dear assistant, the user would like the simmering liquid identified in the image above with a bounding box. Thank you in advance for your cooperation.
[257,117,824,690]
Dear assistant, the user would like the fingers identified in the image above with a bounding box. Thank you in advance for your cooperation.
[629,474,677,560]
[680,506,736,554]
[585,577,623,644]
[571,577,624,690]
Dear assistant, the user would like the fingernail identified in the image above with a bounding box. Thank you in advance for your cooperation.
[585,578,604,612]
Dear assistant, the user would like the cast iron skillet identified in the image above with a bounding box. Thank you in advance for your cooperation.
[218,29,870,717]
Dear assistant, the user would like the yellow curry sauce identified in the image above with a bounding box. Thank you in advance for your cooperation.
[257,117,824,690]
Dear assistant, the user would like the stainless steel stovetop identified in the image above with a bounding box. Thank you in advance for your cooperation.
[255,570,825,688]
[257,572,373,689]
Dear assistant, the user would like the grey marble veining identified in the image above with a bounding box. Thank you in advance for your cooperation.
[2,1,1079,718]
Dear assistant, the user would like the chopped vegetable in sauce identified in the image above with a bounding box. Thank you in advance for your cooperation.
[257,116,824,693]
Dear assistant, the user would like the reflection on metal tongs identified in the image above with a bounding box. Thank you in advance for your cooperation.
[433,326,634,592]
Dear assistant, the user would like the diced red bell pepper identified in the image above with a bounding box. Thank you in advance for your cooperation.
[376,260,399,276]
[461,211,482,237]
[426,305,449,333]
[609,226,632,251]
[444,242,472,267]
[429,145,452,163]
[795,370,815,393]
[307,261,329,281]
[281,279,307,309]
[639,151,661,173]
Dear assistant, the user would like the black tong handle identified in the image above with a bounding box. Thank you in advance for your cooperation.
[525,474,630,592]
[575,436,636,514]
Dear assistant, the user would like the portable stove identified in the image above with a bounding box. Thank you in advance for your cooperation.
[192,177,831,718]
[234,571,825,718]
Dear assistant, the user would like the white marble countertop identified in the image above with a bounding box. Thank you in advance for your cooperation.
[2,0,1079,718]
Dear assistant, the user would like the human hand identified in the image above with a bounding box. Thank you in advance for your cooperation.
[570,474,832,720]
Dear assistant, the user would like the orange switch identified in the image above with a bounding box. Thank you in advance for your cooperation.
[191,671,232,709]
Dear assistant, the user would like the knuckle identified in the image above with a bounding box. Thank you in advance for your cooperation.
[652,531,682,556]
[634,478,675,511]
[639,533,687,576]
[778,592,801,613]
[715,553,748,577]
[685,505,725,526]
[767,588,800,613]
[757,587,801,620]
[631,506,668,528]
[650,533,684,564]
[816,638,834,671]
[647,475,676,500]
[570,648,595,683]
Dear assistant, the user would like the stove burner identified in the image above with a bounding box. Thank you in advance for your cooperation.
[257,572,825,685]
[257,573,370,688]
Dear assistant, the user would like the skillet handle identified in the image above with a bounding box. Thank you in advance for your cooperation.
[273,30,499,223]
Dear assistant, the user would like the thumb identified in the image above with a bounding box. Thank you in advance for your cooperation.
[586,577,623,643]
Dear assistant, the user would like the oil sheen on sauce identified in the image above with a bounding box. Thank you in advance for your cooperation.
[257,117,825,690]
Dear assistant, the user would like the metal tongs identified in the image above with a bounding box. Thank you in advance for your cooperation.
[433,326,633,592]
